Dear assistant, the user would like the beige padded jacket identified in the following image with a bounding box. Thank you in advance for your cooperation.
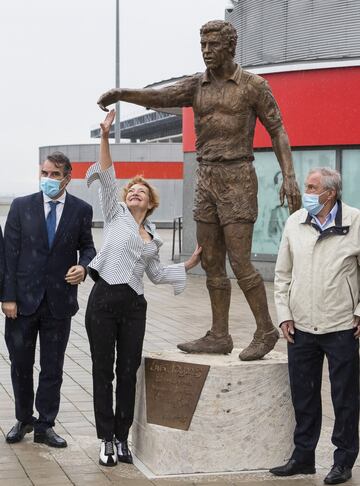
[274,201,360,334]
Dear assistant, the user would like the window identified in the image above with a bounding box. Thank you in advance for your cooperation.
[342,149,360,209]
[252,149,336,256]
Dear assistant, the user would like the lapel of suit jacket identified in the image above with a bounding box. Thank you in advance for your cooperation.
[35,192,50,249]
[51,192,75,250]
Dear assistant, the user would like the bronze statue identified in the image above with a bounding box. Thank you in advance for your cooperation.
[97,20,301,360]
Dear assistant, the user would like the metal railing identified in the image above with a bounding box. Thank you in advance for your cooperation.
[171,216,183,261]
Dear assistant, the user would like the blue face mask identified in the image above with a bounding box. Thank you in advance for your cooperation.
[302,191,327,216]
[40,177,63,198]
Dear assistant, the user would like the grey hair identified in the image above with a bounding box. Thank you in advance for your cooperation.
[308,167,342,199]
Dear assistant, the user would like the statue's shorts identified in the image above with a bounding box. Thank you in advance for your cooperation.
[193,160,258,226]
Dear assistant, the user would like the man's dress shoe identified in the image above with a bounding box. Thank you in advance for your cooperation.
[270,458,316,476]
[34,428,67,448]
[324,465,352,485]
[6,421,33,443]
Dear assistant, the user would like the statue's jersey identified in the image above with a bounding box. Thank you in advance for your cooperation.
[155,65,284,163]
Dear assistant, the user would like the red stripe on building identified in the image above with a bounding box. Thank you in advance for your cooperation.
[182,108,196,153]
[71,161,183,179]
[183,66,360,152]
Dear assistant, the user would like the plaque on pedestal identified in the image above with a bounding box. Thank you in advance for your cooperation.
[145,358,209,430]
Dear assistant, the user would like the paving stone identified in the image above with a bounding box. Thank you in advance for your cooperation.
[0,480,32,486]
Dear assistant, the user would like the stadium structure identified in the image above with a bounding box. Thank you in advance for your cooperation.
[41,0,360,277]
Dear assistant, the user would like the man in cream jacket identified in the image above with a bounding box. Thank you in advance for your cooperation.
[270,167,360,485]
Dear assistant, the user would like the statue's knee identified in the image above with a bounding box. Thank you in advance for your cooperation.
[206,277,231,291]
[201,256,226,277]
[236,270,263,292]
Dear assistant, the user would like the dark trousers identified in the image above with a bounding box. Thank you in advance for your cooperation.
[85,278,147,441]
[5,298,71,432]
[288,328,359,468]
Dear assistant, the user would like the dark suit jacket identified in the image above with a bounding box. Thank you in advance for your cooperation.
[0,226,4,300]
[3,191,96,318]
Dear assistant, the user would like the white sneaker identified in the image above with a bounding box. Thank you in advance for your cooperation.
[99,439,117,467]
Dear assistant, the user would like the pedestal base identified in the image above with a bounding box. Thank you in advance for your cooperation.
[132,349,295,476]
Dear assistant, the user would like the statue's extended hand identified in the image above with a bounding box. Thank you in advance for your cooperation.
[280,176,301,214]
[97,89,122,112]
[100,109,116,136]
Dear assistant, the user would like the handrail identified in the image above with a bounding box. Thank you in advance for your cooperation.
[171,216,183,261]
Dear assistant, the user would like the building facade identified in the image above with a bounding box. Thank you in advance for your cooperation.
[181,0,360,277]
[39,143,183,226]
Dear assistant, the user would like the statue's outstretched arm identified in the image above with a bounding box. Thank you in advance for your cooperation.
[97,88,171,112]
[98,76,200,112]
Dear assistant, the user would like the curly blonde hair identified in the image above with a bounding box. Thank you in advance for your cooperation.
[122,176,160,218]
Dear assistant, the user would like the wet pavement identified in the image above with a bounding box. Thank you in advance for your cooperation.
[0,227,359,485]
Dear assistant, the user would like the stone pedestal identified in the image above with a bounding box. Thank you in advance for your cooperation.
[132,349,295,476]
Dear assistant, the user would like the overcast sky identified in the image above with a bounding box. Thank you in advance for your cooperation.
[0,0,227,196]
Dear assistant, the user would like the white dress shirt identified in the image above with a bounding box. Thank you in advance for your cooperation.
[86,162,186,295]
[43,191,66,230]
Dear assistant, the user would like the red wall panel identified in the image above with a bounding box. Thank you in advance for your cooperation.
[183,66,360,152]
[71,161,183,180]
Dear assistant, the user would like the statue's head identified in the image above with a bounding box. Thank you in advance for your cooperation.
[200,20,238,69]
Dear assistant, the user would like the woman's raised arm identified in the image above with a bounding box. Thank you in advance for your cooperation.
[99,109,116,171]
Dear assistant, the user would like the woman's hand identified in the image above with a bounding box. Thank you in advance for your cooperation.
[184,245,202,271]
[100,109,116,137]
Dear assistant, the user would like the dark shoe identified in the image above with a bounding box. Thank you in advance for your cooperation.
[34,428,67,448]
[99,439,117,467]
[6,421,34,443]
[115,439,133,464]
[270,458,316,476]
[177,331,233,354]
[239,327,279,361]
[324,465,352,484]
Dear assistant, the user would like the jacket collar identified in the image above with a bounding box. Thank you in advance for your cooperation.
[32,192,76,251]
[302,200,350,239]
[51,193,76,249]
[35,192,49,248]
[303,200,343,226]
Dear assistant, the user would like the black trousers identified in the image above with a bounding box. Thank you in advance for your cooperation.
[5,298,71,432]
[85,278,147,441]
[288,328,359,468]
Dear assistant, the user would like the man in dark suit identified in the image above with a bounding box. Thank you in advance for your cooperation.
[0,225,4,299]
[2,152,96,448]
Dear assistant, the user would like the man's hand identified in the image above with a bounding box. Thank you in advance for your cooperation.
[280,175,301,214]
[65,265,86,285]
[2,302,17,319]
[97,89,122,112]
[353,315,360,339]
[280,320,295,343]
